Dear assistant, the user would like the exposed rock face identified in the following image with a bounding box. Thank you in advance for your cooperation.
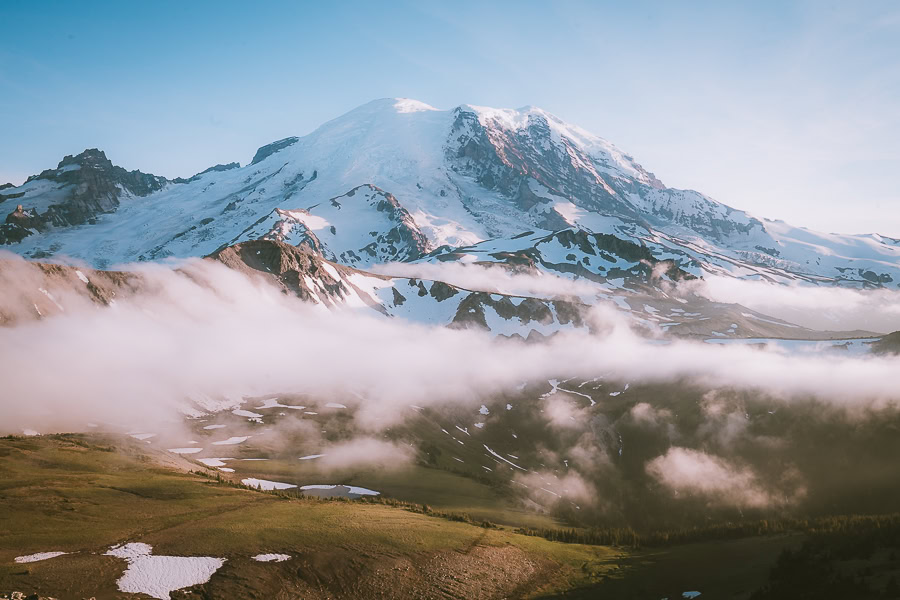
[448,107,639,224]
[250,136,299,165]
[172,162,240,183]
[6,149,169,231]
[208,238,356,305]
[0,205,39,244]
[230,184,430,267]
[446,106,761,240]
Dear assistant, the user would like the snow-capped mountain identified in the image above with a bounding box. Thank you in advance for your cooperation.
[2,97,898,293]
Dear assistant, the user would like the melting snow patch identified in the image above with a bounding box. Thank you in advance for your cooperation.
[300,484,380,497]
[167,447,202,454]
[130,433,156,440]
[474,422,485,429]
[299,454,326,460]
[197,458,232,468]
[14,551,68,563]
[479,404,490,415]
[242,478,297,490]
[253,553,291,562]
[683,593,701,599]
[202,424,226,430]
[212,436,250,445]
[105,543,225,600]
[325,402,347,409]
[233,409,263,418]
[75,270,90,284]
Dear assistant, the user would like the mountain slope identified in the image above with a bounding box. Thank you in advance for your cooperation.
[2,98,897,288]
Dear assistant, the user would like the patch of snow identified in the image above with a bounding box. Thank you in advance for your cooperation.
[299,454,326,460]
[232,409,264,418]
[212,436,250,445]
[324,402,347,409]
[75,270,90,284]
[299,484,380,496]
[242,478,297,491]
[202,424,226,430]
[252,553,291,562]
[167,447,203,454]
[483,444,527,471]
[14,551,68,563]
[105,543,225,600]
[197,458,232,468]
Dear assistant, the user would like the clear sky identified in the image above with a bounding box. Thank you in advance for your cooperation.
[1,1,898,236]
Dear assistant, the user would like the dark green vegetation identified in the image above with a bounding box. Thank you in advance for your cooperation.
[872,331,900,355]
[750,516,900,599]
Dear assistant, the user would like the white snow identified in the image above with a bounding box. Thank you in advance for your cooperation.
[232,409,264,418]
[105,543,225,600]
[324,402,347,409]
[202,424,226,430]
[75,270,90,284]
[14,551,68,563]
[196,458,232,468]
[211,436,250,446]
[167,447,203,454]
[242,478,297,490]
[252,553,291,562]
[299,484,380,496]
[483,444,527,471]
[299,454,326,460]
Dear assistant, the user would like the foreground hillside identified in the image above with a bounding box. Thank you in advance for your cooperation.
[0,434,803,599]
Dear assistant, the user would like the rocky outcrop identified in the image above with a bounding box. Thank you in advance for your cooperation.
[172,162,240,183]
[250,137,299,165]
[208,239,365,305]
[3,149,169,238]
[1,205,39,244]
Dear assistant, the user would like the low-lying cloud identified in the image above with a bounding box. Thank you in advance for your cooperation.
[370,261,605,300]
[2,254,900,518]
[691,275,900,333]
[646,447,789,509]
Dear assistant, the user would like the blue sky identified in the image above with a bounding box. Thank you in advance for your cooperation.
[1,1,898,235]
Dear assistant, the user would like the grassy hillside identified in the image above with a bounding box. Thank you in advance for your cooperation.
[0,435,623,598]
